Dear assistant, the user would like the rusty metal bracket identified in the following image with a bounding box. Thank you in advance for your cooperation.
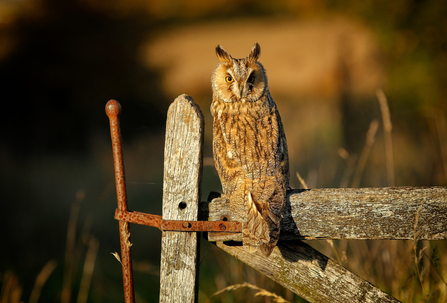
[106,99,135,303]
[114,209,242,232]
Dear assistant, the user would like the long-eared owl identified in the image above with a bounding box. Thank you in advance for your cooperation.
[211,43,289,257]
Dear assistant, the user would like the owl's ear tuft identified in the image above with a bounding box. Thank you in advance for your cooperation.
[216,45,232,62]
[247,43,261,62]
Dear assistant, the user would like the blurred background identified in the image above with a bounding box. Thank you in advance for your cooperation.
[1,0,446,302]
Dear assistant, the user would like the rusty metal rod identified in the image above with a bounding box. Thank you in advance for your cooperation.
[114,209,243,233]
[106,100,135,303]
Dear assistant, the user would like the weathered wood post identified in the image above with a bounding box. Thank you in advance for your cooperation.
[159,94,204,302]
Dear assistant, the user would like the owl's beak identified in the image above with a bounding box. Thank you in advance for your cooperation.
[238,83,245,99]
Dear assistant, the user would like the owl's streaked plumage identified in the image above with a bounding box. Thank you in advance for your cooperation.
[211,43,289,257]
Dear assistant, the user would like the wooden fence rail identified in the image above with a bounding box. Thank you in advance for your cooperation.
[203,186,447,302]
[204,187,447,242]
[217,241,399,303]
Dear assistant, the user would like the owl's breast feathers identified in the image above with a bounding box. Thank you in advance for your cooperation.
[211,94,288,179]
[211,93,289,256]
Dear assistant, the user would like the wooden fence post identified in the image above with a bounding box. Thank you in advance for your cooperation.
[159,94,204,303]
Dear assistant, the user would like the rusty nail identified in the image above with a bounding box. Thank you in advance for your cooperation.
[106,100,135,303]
[219,223,226,231]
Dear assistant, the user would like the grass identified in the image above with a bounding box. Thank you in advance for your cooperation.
[212,282,290,303]
[0,190,100,303]
[29,260,57,303]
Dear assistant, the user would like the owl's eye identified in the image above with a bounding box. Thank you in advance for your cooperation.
[247,73,255,83]
[225,76,233,83]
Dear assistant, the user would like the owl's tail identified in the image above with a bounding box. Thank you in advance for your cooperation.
[243,192,280,257]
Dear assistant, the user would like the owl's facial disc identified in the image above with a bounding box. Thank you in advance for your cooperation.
[213,61,265,103]
[239,64,265,103]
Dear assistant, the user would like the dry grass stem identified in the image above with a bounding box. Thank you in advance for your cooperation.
[212,282,291,303]
[424,108,447,184]
[352,120,379,188]
[1,271,23,303]
[423,250,447,287]
[413,201,427,296]
[326,239,342,265]
[111,252,122,265]
[433,111,447,184]
[338,148,357,188]
[377,89,395,186]
[296,172,308,189]
[29,260,57,303]
[338,147,349,160]
[61,199,81,303]
[76,237,99,303]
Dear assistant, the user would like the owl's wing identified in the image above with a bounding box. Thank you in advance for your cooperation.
[246,101,288,210]
[240,102,289,256]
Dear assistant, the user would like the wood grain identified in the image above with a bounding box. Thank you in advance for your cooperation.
[204,187,447,240]
[285,187,447,240]
[159,94,204,303]
[217,240,400,303]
